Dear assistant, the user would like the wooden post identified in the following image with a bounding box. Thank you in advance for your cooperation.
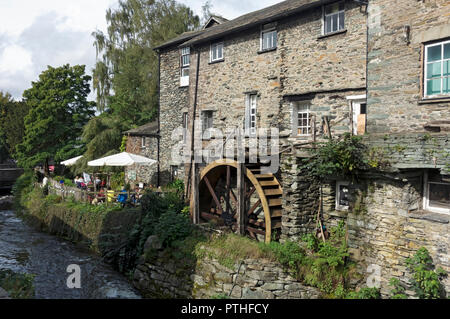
[236,162,245,235]
[191,163,200,225]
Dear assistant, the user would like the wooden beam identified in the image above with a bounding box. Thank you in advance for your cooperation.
[247,199,261,216]
[204,176,222,213]
[237,163,245,235]
[192,163,200,224]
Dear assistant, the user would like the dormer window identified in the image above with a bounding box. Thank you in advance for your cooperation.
[180,47,190,87]
[261,23,277,51]
[323,1,345,35]
[210,42,224,63]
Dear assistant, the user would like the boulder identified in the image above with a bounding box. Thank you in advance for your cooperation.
[144,235,163,252]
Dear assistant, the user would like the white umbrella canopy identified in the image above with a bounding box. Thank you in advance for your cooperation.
[61,155,83,166]
[88,152,157,167]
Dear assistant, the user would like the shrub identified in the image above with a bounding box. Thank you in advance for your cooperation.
[0,270,35,299]
[405,247,447,299]
[346,287,381,299]
[155,209,192,247]
[12,170,36,208]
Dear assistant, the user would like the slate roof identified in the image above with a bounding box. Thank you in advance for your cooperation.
[182,0,334,47]
[154,0,333,50]
[124,121,159,137]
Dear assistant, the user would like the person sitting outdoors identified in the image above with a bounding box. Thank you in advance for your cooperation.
[117,187,128,207]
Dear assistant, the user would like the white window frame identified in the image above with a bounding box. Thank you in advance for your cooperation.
[336,181,350,211]
[201,110,214,139]
[141,136,146,148]
[182,112,189,143]
[210,42,224,62]
[180,47,190,87]
[292,101,312,136]
[424,40,450,98]
[423,171,450,215]
[323,1,345,35]
[261,24,277,51]
[245,94,257,136]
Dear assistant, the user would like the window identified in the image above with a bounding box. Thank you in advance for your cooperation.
[182,112,189,142]
[201,111,213,139]
[210,42,224,62]
[141,137,146,148]
[245,94,257,135]
[180,47,190,87]
[336,181,350,211]
[261,24,277,51]
[324,1,345,35]
[424,171,450,214]
[352,100,367,135]
[424,40,450,97]
[292,101,312,136]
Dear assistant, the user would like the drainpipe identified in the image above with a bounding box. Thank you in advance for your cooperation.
[186,46,201,201]
[157,50,161,188]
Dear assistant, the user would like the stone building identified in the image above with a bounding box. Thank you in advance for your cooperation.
[153,0,449,297]
[124,121,160,187]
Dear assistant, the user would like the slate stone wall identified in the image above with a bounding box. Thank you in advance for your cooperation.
[366,0,450,134]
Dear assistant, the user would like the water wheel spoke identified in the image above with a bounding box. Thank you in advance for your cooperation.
[204,176,223,214]
[246,187,256,199]
[247,199,261,217]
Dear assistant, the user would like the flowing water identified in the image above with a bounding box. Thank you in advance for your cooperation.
[0,195,141,299]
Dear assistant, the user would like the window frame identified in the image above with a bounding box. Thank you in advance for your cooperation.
[423,171,450,215]
[336,181,350,211]
[210,42,224,63]
[323,1,345,35]
[141,136,146,148]
[292,101,312,137]
[182,112,189,143]
[180,47,190,87]
[424,40,450,98]
[201,110,214,139]
[245,94,258,136]
[260,24,277,51]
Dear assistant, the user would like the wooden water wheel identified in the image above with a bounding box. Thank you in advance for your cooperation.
[197,159,282,243]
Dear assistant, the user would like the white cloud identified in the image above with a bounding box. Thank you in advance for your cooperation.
[0,44,32,73]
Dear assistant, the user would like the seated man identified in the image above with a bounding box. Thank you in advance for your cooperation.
[117,189,128,207]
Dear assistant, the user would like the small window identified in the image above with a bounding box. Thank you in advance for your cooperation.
[210,42,224,62]
[424,171,450,214]
[182,112,189,142]
[261,24,277,51]
[245,94,257,136]
[292,101,312,136]
[324,1,345,35]
[141,137,146,148]
[424,40,450,97]
[180,47,190,87]
[201,111,214,139]
[336,181,350,211]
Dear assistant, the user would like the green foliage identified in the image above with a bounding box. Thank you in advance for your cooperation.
[405,247,447,299]
[120,135,128,153]
[12,171,37,209]
[211,293,230,299]
[167,179,185,194]
[0,270,35,299]
[389,278,408,299]
[0,91,29,160]
[301,133,371,181]
[346,287,381,299]
[15,64,95,170]
[154,209,192,247]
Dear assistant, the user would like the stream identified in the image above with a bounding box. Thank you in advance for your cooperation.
[0,194,141,299]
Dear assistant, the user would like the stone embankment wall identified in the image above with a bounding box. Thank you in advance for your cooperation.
[322,177,450,298]
[133,251,321,299]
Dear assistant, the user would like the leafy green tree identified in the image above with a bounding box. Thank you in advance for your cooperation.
[0,92,29,160]
[92,0,199,121]
[16,64,95,173]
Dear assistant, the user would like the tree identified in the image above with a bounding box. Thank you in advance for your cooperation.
[0,92,29,160]
[92,0,200,121]
[16,64,95,173]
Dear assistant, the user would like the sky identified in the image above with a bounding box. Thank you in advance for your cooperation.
[0,0,282,101]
